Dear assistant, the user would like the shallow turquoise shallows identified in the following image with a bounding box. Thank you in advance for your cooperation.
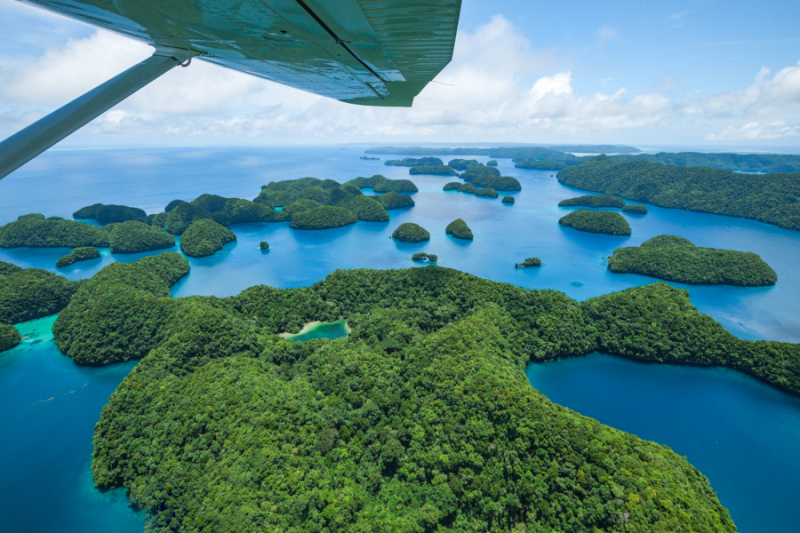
[527,354,800,533]
[282,320,350,342]
[1,146,800,532]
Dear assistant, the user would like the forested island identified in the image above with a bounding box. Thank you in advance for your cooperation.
[516,257,542,267]
[392,223,430,242]
[609,152,800,173]
[445,218,473,239]
[516,160,568,170]
[0,214,111,248]
[447,158,481,171]
[487,159,498,166]
[73,203,147,224]
[291,206,358,230]
[559,195,625,208]
[442,182,498,199]
[180,219,237,257]
[109,221,175,254]
[558,156,800,230]
[359,156,380,161]
[0,260,81,329]
[411,252,438,263]
[260,241,269,250]
[461,166,522,191]
[47,255,800,531]
[375,191,415,210]
[0,322,19,351]
[347,175,418,193]
[56,247,100,268]
[502,196,515,204]
[385,157,443,167]
[408,165,458,176]
[608,235,777,286]
[622,204,648,214]
[559,210,632,235]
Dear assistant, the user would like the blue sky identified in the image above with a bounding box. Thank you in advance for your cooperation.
[1,0,799,150]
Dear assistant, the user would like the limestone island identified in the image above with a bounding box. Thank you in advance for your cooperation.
[447,159,482,171]
[359,156,380,161]
[347,175,418,193]
[446,218,474,240]
[73,203,146,224]
[1,260,82,326]
[462,166,522,191]
[375,192,415,210]
[559,210,632,235]
[392,222,430,242]
[409,165,458,176]
[384,157,443,167]
[180,219,237,258]
[516,257,542,268]
[608,235,777,286]
[623,204,648,215]
[487,159,498,166]
[291,206,357,230]
[0,323,20,352]
[515,159,568,170]
[411,252,438,263]
[474,188,498,199]
[260,241,269,250]
[110,220,176,254]
[442,182,499,199]
[559,195,625,208]
[502,196,515,204]
[56,247,101,268]
[0,214,111,248]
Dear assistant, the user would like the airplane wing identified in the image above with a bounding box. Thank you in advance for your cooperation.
[18,0,462,107]
[0,0,462,179]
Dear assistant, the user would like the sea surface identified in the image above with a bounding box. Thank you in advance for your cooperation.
[1,146,799,532]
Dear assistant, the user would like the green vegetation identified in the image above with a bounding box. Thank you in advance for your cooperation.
[0,261,21,276]
[376,192,415,210]
[409,165,458,176]
[359,156,380,161]
[471,175,521,191]
[608,235,777,286]
[385,157,443,167]
[347,175,418,193]
[260,241,269,250]
[344,196,390,222]
[474,187,499,199]
[109,221,175,254]
[392,223,430,242]
[516,257,542,267]
[180,220,237,258]
[559,210,632,235]
[445,218,474,240]
[0,214,110,248]
[54,261,798,531]
[411,252,438,263]
[0,264,81,324]
[291,206,357,230]
[447,158,482,171]
[443,182,461,191]
[152,202,216,235]
[502,196,515,204]
[73,203,146,224]
[623,204,648,215]
[56,247,101,268]
[516,160,568,170]
[461,165,500,182]
[192,194,283,226]
[487,159,498,166]
[559,195,625,208]
[609,152,800,173]
[254,178,356,210]
[558,156,800,230]
[0,322,20,352]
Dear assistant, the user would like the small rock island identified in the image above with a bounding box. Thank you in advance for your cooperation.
[559,210,632,235]
[56,247,101,268]
[259,241,269,250]
[392,223,430,242]
[446,219,474,240]
[559,195,625,208]
[347,175,418,193]
[502,196,515,204]
[516,257,542,267]
[622,204,648,215]
[411,252,438,263]
[73,203,147,224]
[608,235,777,286]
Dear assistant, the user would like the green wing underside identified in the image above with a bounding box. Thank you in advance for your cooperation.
[21,0,462,107]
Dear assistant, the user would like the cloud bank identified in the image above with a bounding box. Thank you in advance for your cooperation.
[0,16,799,145]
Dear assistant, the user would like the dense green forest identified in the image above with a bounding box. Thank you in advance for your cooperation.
[461,166,500,182]
[0,262,81,324]
[180,220,237,258]
[622,204,648,215]
[607,235,777,286]
[471,175,521,191]
[392,223,430,242]
[56,247,100,268]
[412,252,438,263]
[516,257,542,267]
[610,152,800,173]
[385,157,444,167]
[446,219,473,240]
[291,206,358,230]
[409,165,459,176]
[52,257,800,531]
[0,214,111,248]
[487,160,498,166]
[559,195,625,209]
[0,322,20,351]
[376,192,415,210]
[109,221,175,254]
[475,188,499,199]
[558,157,800,230]
[516,160,567,170]
[443,182,462,191]
[260,241,269,250]
[447,158,482,170]
[344,196,390,222]
[502,196,515,204]
[347,175,418,193]
[73,203,147,224]
[559,211,632,236]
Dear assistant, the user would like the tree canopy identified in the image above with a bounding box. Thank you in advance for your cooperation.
[559,210,632,236]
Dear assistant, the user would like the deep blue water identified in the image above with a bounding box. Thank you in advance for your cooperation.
[527,354,800,533]
[1,146,799,532]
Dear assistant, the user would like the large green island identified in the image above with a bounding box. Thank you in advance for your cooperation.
[44,253,800,531]
[608,235,777,286]
[559,210,632,235]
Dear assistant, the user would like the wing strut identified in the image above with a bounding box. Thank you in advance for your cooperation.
[0,50,191,180]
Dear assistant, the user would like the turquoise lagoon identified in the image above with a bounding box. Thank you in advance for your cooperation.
[1,146,799,532]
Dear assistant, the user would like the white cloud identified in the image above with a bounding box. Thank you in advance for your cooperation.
[596,26,619,41]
